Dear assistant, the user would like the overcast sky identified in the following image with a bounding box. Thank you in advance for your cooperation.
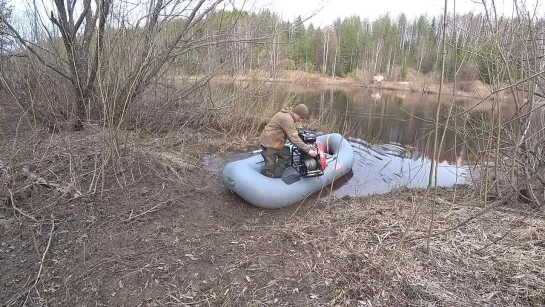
[8,0,544,27]
[252,0,542,27]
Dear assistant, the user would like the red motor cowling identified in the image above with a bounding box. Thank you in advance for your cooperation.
[316,142,327,171]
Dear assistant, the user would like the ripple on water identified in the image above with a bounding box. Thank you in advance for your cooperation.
[331,140,469,198]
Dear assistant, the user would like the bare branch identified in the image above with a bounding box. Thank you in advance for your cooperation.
[73,0,92,37]
[1,20,72,80]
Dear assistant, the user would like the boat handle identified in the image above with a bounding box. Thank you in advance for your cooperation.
[225,177,235,186]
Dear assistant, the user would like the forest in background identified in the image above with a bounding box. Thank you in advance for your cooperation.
[175,10,485,81]
[152,8,541,84]
[2,1,542,86]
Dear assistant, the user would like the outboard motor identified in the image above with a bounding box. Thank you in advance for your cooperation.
[290,129,327,177]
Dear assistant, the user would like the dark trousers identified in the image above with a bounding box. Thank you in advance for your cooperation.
[261,145,290,178]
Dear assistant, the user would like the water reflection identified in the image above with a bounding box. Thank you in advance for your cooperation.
[221,82,516,165]
[329,139,469,198]
[300,88,496,165]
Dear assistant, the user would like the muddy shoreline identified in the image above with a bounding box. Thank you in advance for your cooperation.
[1,126,544,306]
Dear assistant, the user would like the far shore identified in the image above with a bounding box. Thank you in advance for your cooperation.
[180,69,507,100]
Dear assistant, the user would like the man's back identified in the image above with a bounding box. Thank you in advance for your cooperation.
[259,108,309,153]
[259,109,293,150]
[257,104,315,177]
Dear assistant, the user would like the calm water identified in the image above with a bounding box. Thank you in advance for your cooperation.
[269,85,515,164]
[209,83,518,198]
[330,138,469,198]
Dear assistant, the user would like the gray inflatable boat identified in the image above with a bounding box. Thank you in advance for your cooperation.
[221,133,355,209]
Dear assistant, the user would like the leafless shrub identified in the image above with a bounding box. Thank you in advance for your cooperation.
[457,62,481,81]
[457,81,476,92]
[432,0,545,210]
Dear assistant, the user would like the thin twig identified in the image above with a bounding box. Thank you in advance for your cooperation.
[31,215,55,290]
[124,196,183,222]
[426,0,449,254]
[8,189,37,222]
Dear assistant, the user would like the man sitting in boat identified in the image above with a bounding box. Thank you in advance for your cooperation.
[258,104,318,178]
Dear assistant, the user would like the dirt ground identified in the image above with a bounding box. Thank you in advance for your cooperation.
[1,123,545,307]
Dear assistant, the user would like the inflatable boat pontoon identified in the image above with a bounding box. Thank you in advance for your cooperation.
[221,133,355,209]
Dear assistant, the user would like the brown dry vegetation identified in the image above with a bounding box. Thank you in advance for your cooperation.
[369,79,496,99]
[2,117,544,306]
[188,68,504,101]
[183,69,366,89]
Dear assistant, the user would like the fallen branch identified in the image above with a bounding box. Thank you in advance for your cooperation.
[7,189,37,222]
[22,166,83,199]
[404,191,515,243]
[124,196,184,222]
[474,209,536,254]
[141,149,197,172]
[22,166,60,189]
[404,162,545,244]
[31,215,55,290]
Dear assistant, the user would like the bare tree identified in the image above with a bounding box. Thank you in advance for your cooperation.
[0,0,276,132]
[2,0,111,130]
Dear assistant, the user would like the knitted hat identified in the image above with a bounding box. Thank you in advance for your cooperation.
[292,104,309,119]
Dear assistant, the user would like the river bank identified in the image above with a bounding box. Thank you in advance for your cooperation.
[182,69,500,100]
[1,126,544,306]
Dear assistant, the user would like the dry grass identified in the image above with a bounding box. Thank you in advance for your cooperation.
[156,80,359,146]
[2,79,544,306]
[184,69,367,87]
[253,187,545,306]
[184,67,499,101]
